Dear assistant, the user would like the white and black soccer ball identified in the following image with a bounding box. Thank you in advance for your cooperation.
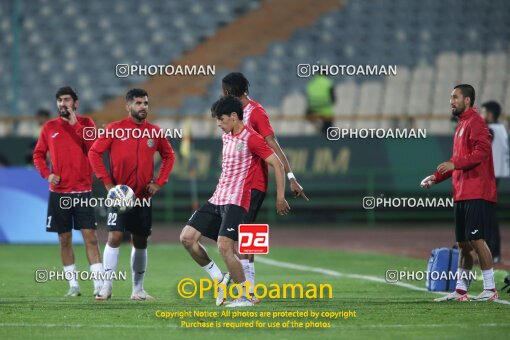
[107,184,135,213]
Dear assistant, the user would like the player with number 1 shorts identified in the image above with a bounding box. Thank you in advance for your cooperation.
[33,86,104,298]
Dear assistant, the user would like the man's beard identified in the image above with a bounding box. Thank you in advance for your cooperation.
[59,106,74,117]
[131,110,147,122]
[451,106,464,117]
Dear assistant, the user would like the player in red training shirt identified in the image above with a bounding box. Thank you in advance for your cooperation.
[89,88,175,301]
[421,84,498,302]
[33,86,103,298]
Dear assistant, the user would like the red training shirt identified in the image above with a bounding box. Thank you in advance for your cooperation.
[88,117,175,199]
[433,107,497,202]
[243,99,275,193]
[33,115,95,193]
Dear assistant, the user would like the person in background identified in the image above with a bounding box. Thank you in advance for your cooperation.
[305,72,335,135]
[481,100,509,264]
[25,109,51,166]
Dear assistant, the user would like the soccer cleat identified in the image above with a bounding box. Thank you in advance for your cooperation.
[470,290,499,302]
[95,285,112,301]
[93,285,103,298]
[216,273,231,306]
[249,296,260,305]
[130,290,154,301]
[434,291,468,302]
[65,286,81,297]
[225,296,254,308]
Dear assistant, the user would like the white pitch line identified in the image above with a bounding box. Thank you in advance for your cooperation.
[256,257,510,305]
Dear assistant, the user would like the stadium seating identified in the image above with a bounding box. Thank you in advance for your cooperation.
[196,0,510,135]
[1,0,510,136]
[0,0,261,117]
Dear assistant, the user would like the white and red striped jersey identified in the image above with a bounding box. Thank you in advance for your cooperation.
[209,126,274,211]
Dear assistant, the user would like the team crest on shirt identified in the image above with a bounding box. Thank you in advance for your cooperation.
[237,142,244,151]
[147,139,155,148]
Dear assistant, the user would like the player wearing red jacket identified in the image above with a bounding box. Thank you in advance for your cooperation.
[33,86,103,298]
[221,72,308,302]
[89,88,175,301]
[421,84,498,302]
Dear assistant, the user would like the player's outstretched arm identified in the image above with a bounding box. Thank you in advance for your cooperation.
[420,174,436,188]
[264,153,290,215]
[265,135,308,201]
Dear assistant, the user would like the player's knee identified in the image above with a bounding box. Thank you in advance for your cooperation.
[59,233,72,249]
[468,239,484,250]
[82,233,98,248]
[458,241,472,254]
[180,227,196,248]
[85,237,98,248]
[132,235,148,249]
[217,240,234,258]
[107,233,122,248]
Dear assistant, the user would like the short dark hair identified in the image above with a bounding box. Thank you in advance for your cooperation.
[55,86,78,101]
[482,100,502,122]
[126,88,148,102]
[222,72,250,97]
[211,96,244,120]
[454,84,475,107]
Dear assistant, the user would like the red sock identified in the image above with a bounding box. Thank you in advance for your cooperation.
[455,289,467,295]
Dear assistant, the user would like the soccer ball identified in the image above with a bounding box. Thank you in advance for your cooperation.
[107,184,135,213]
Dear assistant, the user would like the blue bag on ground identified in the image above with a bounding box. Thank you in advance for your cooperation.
[426,247,459,292]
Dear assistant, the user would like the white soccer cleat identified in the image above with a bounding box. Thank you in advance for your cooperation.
[216,273,231,306]
[434,291,468,302]
[93,285,103,298]
[65,286,81,297]
[95,285,112,301]
[225,296,254,308]
[130,290,154,301]
[470,290,499,302]
[249,296,260,305]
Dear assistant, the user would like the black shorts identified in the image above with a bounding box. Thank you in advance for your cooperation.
[46,191,97,234]
[245,189,266,223]
[454,199,495,242]
[187,202,247,241]
[106,205,152,237]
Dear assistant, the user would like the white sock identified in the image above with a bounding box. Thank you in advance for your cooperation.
[131,247,147,293]
[90,263,104,291]
[240,259,251,286]
[63,264,79,288]
[455,268,470,292]
[202,260,223,281]
[233,280,248,298]
[103,244,120,288]
[482,268,495,290]
[248,262,255,294]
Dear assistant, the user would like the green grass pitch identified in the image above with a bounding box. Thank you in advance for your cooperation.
[1,244,509,339]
